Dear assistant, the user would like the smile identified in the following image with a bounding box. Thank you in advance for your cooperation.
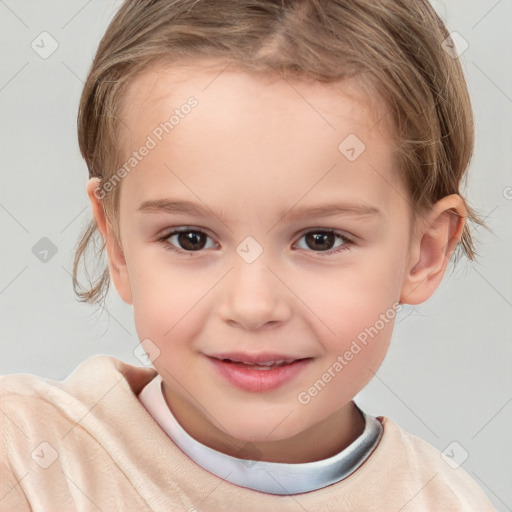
[214,358,299,370]
[205,354,312,392]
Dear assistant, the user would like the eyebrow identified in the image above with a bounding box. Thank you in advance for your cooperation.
[137,199,383,222]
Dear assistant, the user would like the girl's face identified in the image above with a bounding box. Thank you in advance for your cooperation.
[98,63,422,461]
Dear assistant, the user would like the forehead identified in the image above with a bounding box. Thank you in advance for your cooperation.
[119,60,392,141]
[115,61,405,224]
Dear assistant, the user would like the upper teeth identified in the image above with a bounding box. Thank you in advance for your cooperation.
[227,359,291,365]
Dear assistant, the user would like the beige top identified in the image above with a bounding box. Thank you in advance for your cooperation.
[0,355,496,511]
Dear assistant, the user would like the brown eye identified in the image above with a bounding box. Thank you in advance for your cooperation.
[176,231,206,250]
[295,230,352,255]
[304,231,336,251]
[165,229,215,252]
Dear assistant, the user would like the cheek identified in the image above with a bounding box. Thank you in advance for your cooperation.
[323,289,395,398]
[126,250,205,341]
[129,266,211,382]
[295,257,401,340]
[289,254,401,397]
[299,274,397,408]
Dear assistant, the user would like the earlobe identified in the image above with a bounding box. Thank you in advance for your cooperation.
[400,194,466,305]
[86,178,133,305]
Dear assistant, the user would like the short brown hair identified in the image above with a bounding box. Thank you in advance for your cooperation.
[74,0,483,306]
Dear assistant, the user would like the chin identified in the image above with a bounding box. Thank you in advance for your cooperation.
[220,413,309,444]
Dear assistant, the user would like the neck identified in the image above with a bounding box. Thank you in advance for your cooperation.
[161,384,365,463]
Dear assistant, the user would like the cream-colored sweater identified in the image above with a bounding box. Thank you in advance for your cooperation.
[0,355,495,511]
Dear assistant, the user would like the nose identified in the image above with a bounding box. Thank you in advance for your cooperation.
[217,258,292,331]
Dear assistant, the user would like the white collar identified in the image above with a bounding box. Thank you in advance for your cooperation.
[138,373,382,495]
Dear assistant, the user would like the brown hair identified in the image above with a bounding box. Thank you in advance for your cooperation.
[74,0,483,306]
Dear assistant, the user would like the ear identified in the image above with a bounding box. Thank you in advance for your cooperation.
[400,194,466,305]
[86,178,133,305]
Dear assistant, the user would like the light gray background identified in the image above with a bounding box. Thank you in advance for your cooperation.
[1,0,511,510]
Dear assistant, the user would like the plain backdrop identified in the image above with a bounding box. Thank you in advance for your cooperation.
[1,1,511,510]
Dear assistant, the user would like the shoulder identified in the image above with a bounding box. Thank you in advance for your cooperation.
[0,354,157,447]
[367,416,496,511]
[0,356,118,441]
[0,356,158,509]
[0,354,156,400]
[0,355,116,393]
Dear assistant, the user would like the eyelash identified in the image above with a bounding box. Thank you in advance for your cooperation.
[157,227,354,257]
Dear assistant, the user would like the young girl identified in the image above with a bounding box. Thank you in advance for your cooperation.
[0,0,497,510]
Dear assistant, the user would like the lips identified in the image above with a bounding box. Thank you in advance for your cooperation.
[205,352,313,392]
[216,358,301,370]
[208,351,305,365]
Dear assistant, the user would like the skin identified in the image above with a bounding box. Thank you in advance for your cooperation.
[87,62,466,464]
